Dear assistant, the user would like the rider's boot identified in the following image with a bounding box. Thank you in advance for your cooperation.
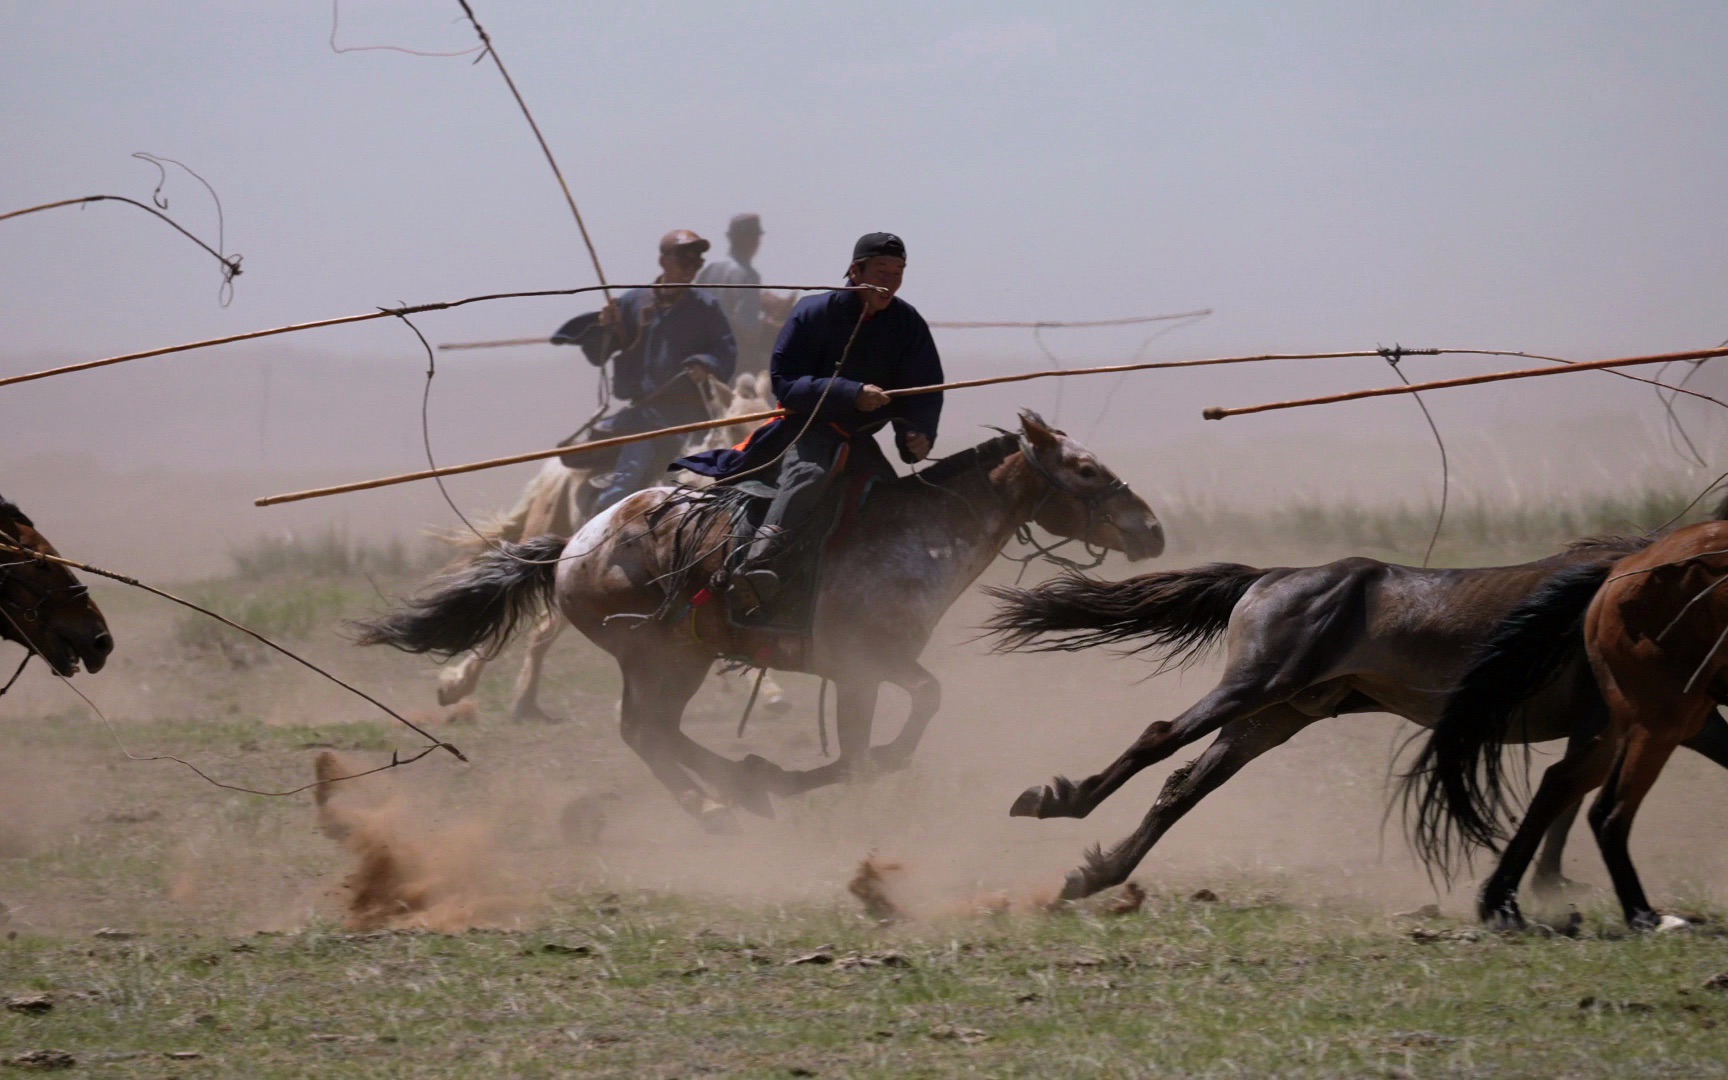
[727,525,786,612]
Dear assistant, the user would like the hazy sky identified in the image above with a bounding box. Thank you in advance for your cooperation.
[5,2,1728,481]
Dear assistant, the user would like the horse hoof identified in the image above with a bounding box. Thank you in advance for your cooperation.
[1009,786,1048,818]
[1058,869,1094,901]
[1484,906,1526,934]
[1654,914,1691,934]
[436,674,472,707]
[686,797,740,835]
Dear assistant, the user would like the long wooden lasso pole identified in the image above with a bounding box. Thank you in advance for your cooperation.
[1203,346,1728,419]
[253,349,1405,507]
[0,283,875,392]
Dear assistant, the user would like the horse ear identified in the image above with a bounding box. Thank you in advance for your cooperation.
[1019,409,1061,451]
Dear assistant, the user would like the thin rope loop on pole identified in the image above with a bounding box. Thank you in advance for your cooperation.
[0,194,243,297]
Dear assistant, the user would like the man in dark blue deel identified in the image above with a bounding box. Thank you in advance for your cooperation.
[677,231,943,608]
[562,229,737,512]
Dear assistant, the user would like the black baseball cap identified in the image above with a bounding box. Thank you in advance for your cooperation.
[852,232,906,262]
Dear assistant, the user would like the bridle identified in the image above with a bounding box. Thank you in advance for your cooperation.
[0,526,89,696]
[1000,433,1134,579]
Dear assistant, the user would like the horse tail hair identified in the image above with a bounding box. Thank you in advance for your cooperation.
[983,563,1267,670]
[1402,560,1614,881]
[350,534,567,659]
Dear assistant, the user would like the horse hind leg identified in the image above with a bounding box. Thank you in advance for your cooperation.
[617,655,738,833]
[509,610,566,722]
[1011,672,1287,821]
[1061,706,1319,900]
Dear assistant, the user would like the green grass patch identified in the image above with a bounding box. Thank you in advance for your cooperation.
[6,892,1728,1077]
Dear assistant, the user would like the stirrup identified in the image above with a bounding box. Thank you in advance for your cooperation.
[727,568,782,612]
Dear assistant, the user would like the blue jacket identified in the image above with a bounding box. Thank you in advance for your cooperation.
[591,285,737,419]
[677,289,944,480]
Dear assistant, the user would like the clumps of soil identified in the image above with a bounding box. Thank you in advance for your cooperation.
[310,751,530,931]
[844,854,1105,922]
[1102,881,1146,916]
[848,855,910,924]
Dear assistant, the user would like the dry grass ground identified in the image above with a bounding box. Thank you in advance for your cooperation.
[7,506,1728,1076]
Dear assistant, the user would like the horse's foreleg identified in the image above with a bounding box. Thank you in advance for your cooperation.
[1011,675,1283,820]
[767,679,881,796]
[1059,706,1318,899]
[510,610,566,722]
[1587,714,1694,930]
[872,663,941,773]
[436,649,488,706]
[1475,731,1617,929]
[1530,801,1585,899]
[1532,714,1605,897]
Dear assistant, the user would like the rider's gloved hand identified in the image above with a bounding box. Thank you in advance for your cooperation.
[902,432,932,461]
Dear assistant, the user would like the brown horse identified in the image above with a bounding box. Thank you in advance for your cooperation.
[358,411,1163,829]
[0,495,112,688]
[1408,520,1728,930]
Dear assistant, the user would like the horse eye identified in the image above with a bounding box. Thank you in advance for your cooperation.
[1075,463,1099,480]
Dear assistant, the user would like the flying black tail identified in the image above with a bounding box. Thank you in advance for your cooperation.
[351,534,566,660]
[1403,560,1614,880]
[984,563,1267,670]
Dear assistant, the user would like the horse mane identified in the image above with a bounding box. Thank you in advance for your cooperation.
[894,432,1020,490]
[0,495,32,529]
[1564,533,1656,557]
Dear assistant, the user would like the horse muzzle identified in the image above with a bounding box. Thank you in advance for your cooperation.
[1118,514,1165,562]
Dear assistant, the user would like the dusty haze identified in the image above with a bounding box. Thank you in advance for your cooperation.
[5,4,1728,932]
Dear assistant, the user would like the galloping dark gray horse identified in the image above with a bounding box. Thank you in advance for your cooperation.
[359,412,1164,831]
[987,535,1728,900]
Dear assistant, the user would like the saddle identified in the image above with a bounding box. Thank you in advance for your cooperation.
[663,464,877,671]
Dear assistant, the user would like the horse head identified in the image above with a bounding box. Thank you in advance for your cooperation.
[0,497,112,676]
[1015,410,1164,562]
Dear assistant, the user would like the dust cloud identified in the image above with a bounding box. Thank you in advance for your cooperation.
[6,450,1728,938]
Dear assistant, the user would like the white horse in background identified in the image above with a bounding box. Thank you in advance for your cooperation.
[436,371,789,720]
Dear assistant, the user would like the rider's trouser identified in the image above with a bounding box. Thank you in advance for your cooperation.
[745,425,850,563]
[591,402,695,512]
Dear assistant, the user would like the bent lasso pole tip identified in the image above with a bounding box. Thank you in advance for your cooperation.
[1202,346,1728,420]
[0,283,877,391]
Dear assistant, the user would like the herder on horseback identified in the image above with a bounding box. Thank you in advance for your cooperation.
[678,231,942,611]
[557,229,738,513]
[357,228,1163,825]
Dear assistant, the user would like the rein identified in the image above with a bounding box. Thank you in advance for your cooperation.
[0,651,29,697]
[992,433,1130,579]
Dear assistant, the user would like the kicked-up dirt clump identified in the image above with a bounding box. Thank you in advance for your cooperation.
[311,751,532,931]
[848,854,910,924]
